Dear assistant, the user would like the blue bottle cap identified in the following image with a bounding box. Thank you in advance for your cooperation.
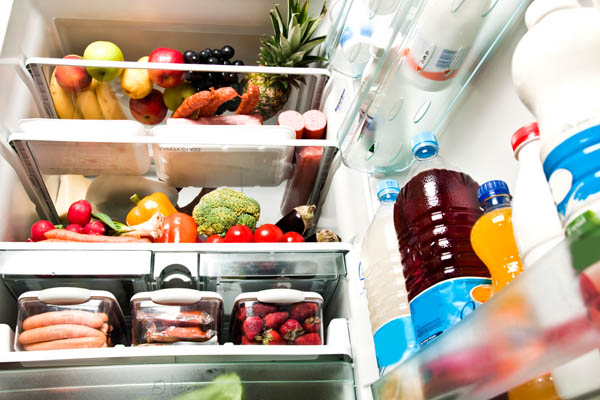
[376,179,400,201]
[411,132,439,160]
[477,180,511,203]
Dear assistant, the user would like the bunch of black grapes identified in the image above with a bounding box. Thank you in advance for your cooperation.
[183,45,244,114]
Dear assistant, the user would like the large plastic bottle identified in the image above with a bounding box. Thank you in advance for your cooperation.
[394,132,491,346]
[362,179,416,375]
[511,122,564,267]
[471,180,524,294]
[512,0,600,277]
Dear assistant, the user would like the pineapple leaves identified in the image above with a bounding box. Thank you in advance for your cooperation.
[279,35,292,59]
[288,14,302,51]
[274,4,288,38]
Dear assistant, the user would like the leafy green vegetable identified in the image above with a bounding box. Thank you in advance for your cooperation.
[172,373,243,400]
[92,212,130,234]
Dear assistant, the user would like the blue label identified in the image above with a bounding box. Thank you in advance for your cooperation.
[410,277,491,346]
[543,124,600,218]
[373,315,416,374]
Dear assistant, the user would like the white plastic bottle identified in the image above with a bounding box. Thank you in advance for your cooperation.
[510,122,564,267]
[362,179,416,375]
[401,0,492,92]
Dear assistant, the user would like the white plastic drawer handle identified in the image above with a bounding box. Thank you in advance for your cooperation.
[257,289,306,304]
[38,287,91,305]
[151,288,202,305]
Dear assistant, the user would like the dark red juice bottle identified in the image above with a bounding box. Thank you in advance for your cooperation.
[394,132,491,347]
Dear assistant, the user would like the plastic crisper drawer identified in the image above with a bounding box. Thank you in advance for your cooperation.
[11,119,150,175]
[150,124,296,187]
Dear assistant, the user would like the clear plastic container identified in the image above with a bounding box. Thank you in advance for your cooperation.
[130,288,222,346]
[15,287,128,351]
[230,289,324,345]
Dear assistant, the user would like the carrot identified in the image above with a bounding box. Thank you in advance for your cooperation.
[43,229,150,243]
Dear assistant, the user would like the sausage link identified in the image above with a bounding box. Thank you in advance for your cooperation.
[23,310,104,331]
[19,324,105,345]
[24,336,106,351]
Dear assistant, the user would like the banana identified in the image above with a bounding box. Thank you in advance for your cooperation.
[49,69,82,119]
[75,79,104,119]
[95,81,127,120]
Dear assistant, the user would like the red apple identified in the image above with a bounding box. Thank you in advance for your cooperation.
[148,47,184,88]
[129,89,168,125]
[54,55,92,92]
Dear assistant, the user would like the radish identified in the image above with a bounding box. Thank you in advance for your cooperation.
[31,220,55,242]
[68,200,92,226]
[83,221,105,235]
[65,224,85,234]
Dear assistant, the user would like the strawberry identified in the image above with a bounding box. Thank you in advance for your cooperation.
[242,315,264,340]
[236,306,247,321]
[241,336,256,345]
[252,302,278,317]
[303,317,321,333]
[259,329,285,345]
[279,318,304,341]
[294,333,322,345]
[264,311,289,330]
[289,302,319,321]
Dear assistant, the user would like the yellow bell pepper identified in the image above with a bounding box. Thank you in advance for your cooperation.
[126,192,178,226]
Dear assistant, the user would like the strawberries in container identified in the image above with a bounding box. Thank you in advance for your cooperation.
[231,289,324,346]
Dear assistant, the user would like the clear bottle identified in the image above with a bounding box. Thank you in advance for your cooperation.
[394,132,491,347]
[362,179,416,374]
[471,180,524,294]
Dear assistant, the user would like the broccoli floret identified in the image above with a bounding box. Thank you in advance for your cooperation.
[193,188,261,236]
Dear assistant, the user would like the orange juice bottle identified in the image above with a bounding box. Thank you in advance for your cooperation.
[470,180,523,294]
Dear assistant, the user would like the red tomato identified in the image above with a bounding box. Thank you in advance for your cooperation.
[283,231,305,243]
[254,224,284,243]
[205,234,225,243]
[225,225,254,243]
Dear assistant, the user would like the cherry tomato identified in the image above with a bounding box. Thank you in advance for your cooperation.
[283,231,305,243]
[205,234,225,243]
[254,224,284,243]
[30,220,55,242]
[225,225,254,243]
[154,212,197,243]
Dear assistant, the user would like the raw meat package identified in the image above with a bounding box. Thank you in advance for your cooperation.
[280,146,324,215]
[15,287,128,351]
[130,289,222,346]
[231,289,324,345]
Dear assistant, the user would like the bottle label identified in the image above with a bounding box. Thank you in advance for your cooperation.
[567,210,600,274]
[543,124,600,221]
[409,277,492,346]
[373,315,416,375]
[402,34,467,82]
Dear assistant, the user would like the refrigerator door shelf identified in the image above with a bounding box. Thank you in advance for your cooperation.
[371,240,600,400]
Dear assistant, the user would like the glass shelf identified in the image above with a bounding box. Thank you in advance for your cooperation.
[371,240,600,400]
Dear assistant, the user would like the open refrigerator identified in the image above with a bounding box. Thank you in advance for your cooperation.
[0,0,599,399]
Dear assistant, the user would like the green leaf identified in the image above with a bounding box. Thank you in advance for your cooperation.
[302,13,324,43]
[287,0,293,26]
[297,36,325,54]
[269,11,281,38]
[294,55,326,67]
[92,212,130,233]
[300,1,309,23]
[275,4,288,38]
[279,35,292,58]
[288,18,302,50]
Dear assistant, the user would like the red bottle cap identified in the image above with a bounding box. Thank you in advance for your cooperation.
[511,122,540,154]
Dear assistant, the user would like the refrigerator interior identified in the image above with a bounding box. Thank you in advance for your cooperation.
[0,0,598,399]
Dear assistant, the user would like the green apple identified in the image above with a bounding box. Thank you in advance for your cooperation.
[163,83,196,112]
[83,41,124,81]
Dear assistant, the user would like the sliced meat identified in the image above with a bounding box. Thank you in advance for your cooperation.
[280,146,324,215]
[147,326,215,343]
[302,110,327,139]
[199,87,239,117]
[136,310,213,327]
[166,114,263,126]
[19,324,105,345]
[278,110,305,139]
[172,90,214,118]
[235,83,260,115]
[23,336,106,351]
[23,310,104,331]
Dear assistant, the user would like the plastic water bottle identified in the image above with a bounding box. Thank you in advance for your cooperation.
[362,179,416,374]
[394,132,491,347]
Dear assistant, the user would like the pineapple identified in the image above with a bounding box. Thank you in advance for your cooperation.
[246,0,327,120]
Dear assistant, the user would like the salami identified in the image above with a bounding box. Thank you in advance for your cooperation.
[235,84,260,115]
[302,110,327,139]
[198,86,239,117]
[278,110,305,139]
[172,90,214,118]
